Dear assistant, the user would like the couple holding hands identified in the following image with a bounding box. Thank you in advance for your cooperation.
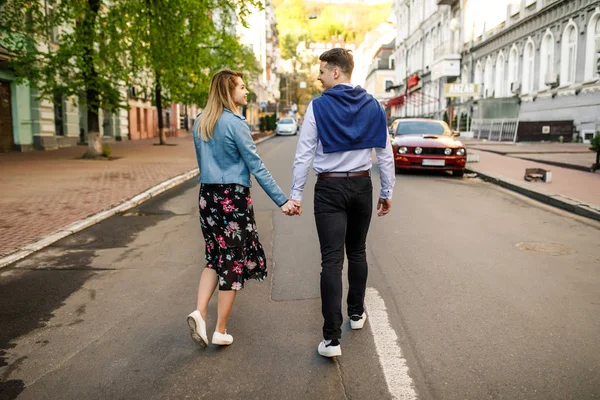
[187,48,395,357]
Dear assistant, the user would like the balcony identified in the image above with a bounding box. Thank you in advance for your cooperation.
[431,43,461,81]
[434,43,460,61]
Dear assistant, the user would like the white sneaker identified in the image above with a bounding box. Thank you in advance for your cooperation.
[212,331,234,346]
[187,310,208,347]
[318,339,341,357]
[350,313,367,330]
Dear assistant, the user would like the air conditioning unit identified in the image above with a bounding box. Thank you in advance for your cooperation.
[545,73,559,88]
[510,82,521,94]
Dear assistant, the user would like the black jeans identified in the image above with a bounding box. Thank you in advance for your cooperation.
[314,176,373,341]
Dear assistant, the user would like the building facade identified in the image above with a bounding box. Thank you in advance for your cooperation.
[364,40,397,102]
[388,0,463,120]
[238,0,281,130]
[462,0,600,142]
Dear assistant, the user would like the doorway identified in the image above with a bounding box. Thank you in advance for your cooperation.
[0,81,14,152]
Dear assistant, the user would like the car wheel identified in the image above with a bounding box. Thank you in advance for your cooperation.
[452,169,465,177]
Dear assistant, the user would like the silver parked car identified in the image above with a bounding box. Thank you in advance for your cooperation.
[275,118,298,136]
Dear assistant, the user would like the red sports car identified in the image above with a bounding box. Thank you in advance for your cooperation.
[390,119,467,177]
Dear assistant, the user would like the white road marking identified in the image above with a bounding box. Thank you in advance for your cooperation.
[365,287,418,399]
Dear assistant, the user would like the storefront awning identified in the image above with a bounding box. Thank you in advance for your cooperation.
[386,94,405,107]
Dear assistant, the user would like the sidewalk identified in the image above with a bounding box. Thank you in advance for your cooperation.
[465,148,600,221]
[463,140,596,171]
[0,134,273,263]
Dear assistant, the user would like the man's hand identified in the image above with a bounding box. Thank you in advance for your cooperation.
[281,199,302,216]
[292,199,303,216]
[377,198,392,217]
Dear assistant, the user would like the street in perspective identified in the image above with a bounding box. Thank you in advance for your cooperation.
[1,0,600,399]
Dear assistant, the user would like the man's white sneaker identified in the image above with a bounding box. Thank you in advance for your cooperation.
[318,339,342,357]
[187,310,208,347]
[350,313,367,330]
[212,331,234,346]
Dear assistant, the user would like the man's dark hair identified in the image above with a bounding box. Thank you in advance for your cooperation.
[319,48,354,76]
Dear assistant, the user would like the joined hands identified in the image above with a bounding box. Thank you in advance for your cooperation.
[280,199,302,216]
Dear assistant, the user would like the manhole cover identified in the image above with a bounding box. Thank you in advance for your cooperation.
[516,242,575,256]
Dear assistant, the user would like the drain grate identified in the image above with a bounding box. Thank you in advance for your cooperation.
[516,242,575,256]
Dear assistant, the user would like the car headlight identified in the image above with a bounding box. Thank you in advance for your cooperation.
[414,147,423,155]
[456,148,466,156]
[398,146,408,154]
[444,148,453,156]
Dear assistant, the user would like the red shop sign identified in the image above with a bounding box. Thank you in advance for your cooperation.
[407,74,419,89]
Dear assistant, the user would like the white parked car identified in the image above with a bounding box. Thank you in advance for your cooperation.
[275,118,298,136]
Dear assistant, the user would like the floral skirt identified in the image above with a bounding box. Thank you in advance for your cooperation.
[199,184,267,291]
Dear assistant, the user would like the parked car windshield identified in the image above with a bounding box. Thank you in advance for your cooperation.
[279,119,294,124]
[396,121,445,135]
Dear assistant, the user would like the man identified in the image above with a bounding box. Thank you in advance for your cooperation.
[290,48,395,357]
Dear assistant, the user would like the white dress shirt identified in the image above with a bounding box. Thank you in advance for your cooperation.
[290,89,396,201]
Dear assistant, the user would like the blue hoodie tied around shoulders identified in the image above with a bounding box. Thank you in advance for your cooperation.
[312,84,387,154]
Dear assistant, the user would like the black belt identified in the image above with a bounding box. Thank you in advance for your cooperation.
[318,170,370,178]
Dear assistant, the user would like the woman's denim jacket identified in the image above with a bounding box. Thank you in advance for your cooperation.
[192,108,287,207]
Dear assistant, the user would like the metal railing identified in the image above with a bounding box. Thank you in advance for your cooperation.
[471,119,519,142]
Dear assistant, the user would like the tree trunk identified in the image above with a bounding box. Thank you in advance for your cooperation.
[155,73,167,145]
[82,0,103,158]
[86,102,103,157]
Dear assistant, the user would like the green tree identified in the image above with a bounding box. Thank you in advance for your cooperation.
[1,0,134,157]
[120,0,260,145]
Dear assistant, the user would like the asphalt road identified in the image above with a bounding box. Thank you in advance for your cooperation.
[1,136,599,400]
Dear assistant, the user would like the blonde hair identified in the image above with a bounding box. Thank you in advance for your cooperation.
[198,69,245,142]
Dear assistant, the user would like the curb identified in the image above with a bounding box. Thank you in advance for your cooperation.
[466,168,600,222]
[0,134,278,270]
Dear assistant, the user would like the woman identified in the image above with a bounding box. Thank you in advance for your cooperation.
[187,69,297,347]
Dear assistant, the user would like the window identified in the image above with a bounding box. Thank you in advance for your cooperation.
[539,32,555,89]
[385,80,394,91]
[495,53,505,97]
[585,14,600,80]
[522,40,535,94]
[561,23,578,85]
[508,46,519,92]
[46,0,60,43]
[389,56,395,70]
[474,62,483,98]
[484,57,494,98]
[461,65,469,84]
[53,92,64,136]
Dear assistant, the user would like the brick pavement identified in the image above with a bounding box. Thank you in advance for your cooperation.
[466,149,600,207]
[0,136,199,257]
